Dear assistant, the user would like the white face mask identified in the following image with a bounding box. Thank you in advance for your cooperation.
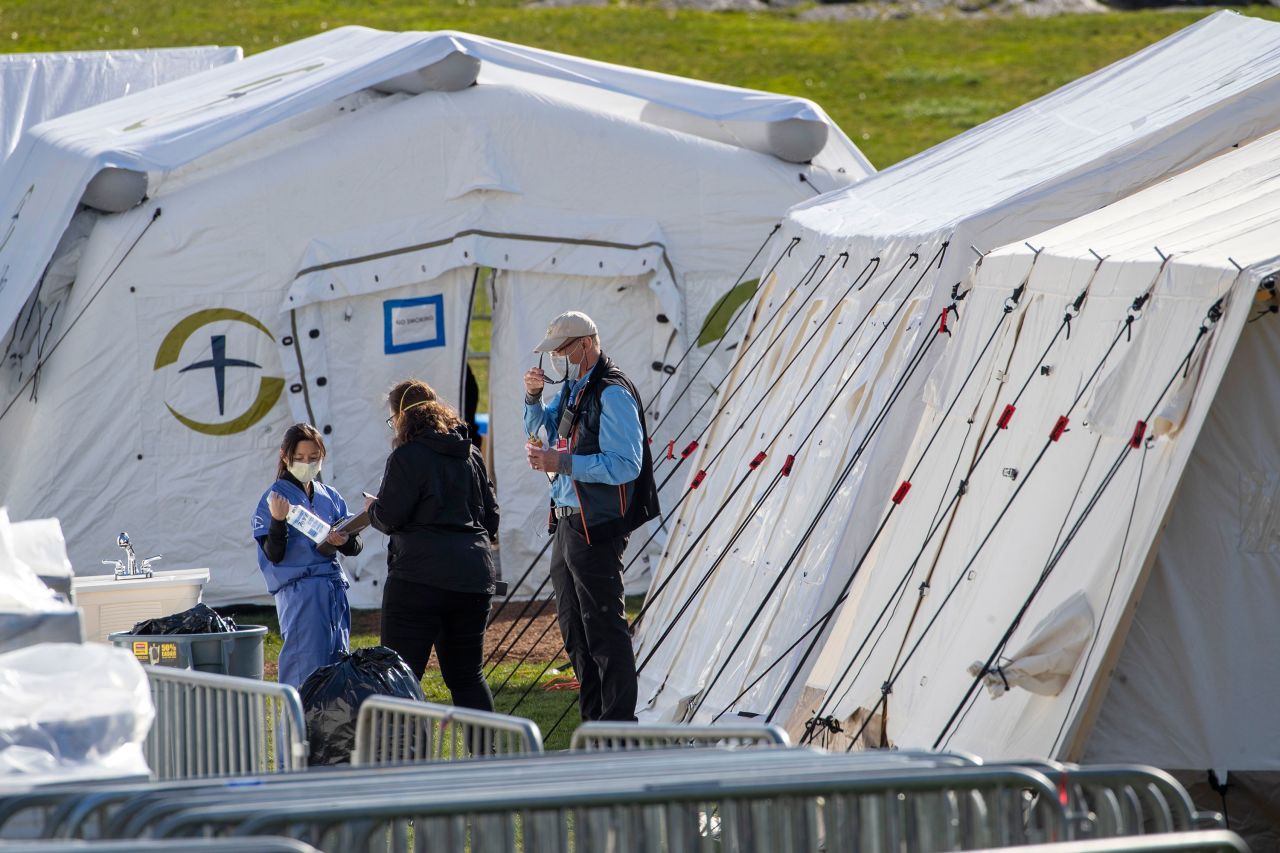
[550,339,586,384]
[288,460,321,484]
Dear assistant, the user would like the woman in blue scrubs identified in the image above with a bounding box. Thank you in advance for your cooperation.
[252,423,360,688]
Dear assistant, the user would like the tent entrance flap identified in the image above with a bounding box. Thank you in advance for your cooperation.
[490,268,667,598]
[278,265,475,599]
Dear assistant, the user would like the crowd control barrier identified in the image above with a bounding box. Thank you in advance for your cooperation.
[569,720,790,751]
[971,830,1249,852]
[0,750,1224,852]
[0,838,320,852]
[150,756,1067,850]
[144,666,307,779]
[350,696,543,765]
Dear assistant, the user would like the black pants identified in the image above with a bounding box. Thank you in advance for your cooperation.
[380,577,494,713]
[549,514,637,722]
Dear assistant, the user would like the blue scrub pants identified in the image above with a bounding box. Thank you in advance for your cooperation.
[275,574,350,689]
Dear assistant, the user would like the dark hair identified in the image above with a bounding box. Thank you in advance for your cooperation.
[277,423,326,478]
[388,379,462,448]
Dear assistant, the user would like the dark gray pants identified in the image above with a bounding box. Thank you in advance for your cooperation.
[549,515,637,722]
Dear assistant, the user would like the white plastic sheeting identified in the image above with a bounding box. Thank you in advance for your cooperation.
[0,28,868,606]
[635,10,1280,726]
[0,508,72,614]
[7,518,73,580]
[0,47,240,164]
[804,117,1280,771]
[0,642,153,782]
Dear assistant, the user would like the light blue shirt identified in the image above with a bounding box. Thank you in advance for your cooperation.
[524,361,644,508]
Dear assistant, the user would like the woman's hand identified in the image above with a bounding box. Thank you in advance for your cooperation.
[268,492,290,521]
[326,529,349,546]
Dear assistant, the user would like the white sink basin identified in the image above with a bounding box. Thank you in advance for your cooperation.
[72,568,211,643]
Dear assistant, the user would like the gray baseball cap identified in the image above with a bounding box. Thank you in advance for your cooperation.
[533,311,598,352]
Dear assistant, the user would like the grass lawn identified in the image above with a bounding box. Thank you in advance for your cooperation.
[4,3,1278,168]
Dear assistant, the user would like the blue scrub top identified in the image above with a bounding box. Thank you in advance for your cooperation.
[251,478,350,594]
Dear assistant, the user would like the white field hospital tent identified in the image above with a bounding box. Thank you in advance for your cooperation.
[0,46,241,164]
[0,27,870,607]
[632,10,1280,726]
[801,119,1280,846]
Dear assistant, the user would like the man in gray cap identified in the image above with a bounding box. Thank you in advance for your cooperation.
[523,310,659,722]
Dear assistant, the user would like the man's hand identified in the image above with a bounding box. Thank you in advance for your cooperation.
[326,529,349,546]
[527,445,569,474]
[267,492,290,521]
[363,494,376,512]
[523,367,546,397]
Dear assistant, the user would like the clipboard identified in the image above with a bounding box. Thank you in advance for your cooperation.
[316,509,372,557]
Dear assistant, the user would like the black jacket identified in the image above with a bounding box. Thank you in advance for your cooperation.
[549,356,660,543]
[368,426,499,594]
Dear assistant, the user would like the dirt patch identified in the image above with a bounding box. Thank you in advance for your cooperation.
[350,600,568,667]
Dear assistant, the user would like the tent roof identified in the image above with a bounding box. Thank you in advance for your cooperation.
[0,26,867,344]
[982,125,1280,279]
[788,11,1280,241]
[0,46,241,165]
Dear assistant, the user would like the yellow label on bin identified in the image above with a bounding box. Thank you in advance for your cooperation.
[160,643,178,661]
[132,641,148,661]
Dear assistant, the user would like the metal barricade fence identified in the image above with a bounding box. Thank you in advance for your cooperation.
[569,721,791,750]
[970,830,1250,852]
[998,762,1225,837]
[1,750,1216,850]
[35,749,960,840]
[144,666,307,780]
[135,754,1067,851]
[0,838,321,852]
[350,697,543,765]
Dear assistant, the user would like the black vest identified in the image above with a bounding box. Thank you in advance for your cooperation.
[551,356,660,543]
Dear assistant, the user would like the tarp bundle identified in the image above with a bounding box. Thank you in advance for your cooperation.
[634,10,1280,728]
[0,27,871,606]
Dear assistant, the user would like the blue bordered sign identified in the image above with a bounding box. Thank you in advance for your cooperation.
[383,294,445,354]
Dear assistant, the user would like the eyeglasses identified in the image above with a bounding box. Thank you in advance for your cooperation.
[539,338,583,384]
[385,414,396,429]
[537,351,568,385]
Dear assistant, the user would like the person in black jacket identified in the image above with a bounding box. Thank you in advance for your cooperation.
[364,379,499,711]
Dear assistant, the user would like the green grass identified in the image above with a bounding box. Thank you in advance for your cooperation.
[4,3,1279,167]
[467,272,493,410]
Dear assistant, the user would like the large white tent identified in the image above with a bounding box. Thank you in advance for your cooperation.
[801,113,1280,849]
[633,10,1280,727]
[0,27,870,607]
[0,46,240,164]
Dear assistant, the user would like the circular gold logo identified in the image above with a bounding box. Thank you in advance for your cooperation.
[154,308,284,435]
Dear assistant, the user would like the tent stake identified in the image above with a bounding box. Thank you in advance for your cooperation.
[1228,256,1244,272]
[1024,241,1043,256]
[1154,245,1169,262]
[1088,248,1105,263]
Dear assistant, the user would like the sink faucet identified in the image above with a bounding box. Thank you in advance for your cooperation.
[101,532,162,579]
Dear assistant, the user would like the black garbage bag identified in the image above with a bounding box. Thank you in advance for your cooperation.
[129,603,237,635]
[299,646,424,766]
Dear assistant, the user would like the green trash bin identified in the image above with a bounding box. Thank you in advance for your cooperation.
[109,625,268,679]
